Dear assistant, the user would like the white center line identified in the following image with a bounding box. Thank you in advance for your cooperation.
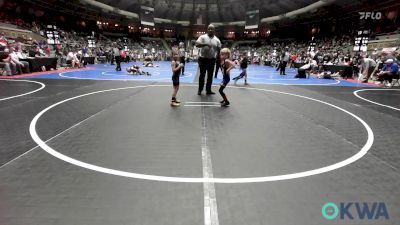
[201,106,220,225]
[185,105,221,107]
[185,102,221,104]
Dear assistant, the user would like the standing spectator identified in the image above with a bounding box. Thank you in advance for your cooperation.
[195,24,221,95]
[290,53,297,68]
[120,48,126,63]
[359,56,376,83]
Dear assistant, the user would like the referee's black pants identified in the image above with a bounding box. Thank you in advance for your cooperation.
[180,56,186,75]
[115,56,121,71]
[198,57,216,93]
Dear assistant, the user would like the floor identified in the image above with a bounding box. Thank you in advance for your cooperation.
[0,62,399,225]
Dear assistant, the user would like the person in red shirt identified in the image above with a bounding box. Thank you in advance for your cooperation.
[290,53,297,68]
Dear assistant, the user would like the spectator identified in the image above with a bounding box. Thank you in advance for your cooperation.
[2,48,17,74]
[358,56,376,83]
[376,59,399,87]
[0,49,12,76]
[9,47,30,74]
[66,49,81,68]
[29,46,44,57]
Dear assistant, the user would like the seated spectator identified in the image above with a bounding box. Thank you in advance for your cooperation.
[0,50,12,76]
[376,59,399,87]
[0,34,8,47]
[15,45,28,59]
[1,48,16,75]
[66,50,81,68]
[44,46,52,57]
[9,47,30,74]
[29,46,45,57]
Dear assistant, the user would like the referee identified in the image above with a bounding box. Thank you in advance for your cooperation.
[195,24,221,95]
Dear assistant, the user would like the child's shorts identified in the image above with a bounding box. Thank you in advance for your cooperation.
[172,74,180,86]
[221,75,230,86]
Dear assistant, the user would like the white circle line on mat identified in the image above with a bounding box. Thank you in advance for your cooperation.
[0,79,45,101]
[30,84,373,183]
[354,89,400,111]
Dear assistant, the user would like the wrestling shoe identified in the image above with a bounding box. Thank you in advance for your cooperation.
[170,101,180,107]
[221,101,230,107]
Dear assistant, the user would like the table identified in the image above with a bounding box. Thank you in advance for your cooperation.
[323,65,353,78]
[21,57,58,72]
[264,61,272,66]
[293,62,306,68]
[82,57,95,64]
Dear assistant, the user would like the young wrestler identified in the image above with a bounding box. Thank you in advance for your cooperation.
[219,48,235,107]
[126,65,151,75]
[233,56,249,85]
[171,50,184,107]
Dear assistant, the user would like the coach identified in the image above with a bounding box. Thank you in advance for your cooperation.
[195,24,221,95]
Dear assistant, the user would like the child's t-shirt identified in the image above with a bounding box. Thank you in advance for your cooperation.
[240,58,248,69]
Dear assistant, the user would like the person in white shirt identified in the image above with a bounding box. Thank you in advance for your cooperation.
[15,45,27,59]
[66,50,80,68]
[358,56,377,83]
[195,24,221,95]
[9,47,30,74]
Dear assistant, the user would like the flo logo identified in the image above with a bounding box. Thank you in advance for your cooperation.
[359,12,382,20]
[322,202,389,220]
